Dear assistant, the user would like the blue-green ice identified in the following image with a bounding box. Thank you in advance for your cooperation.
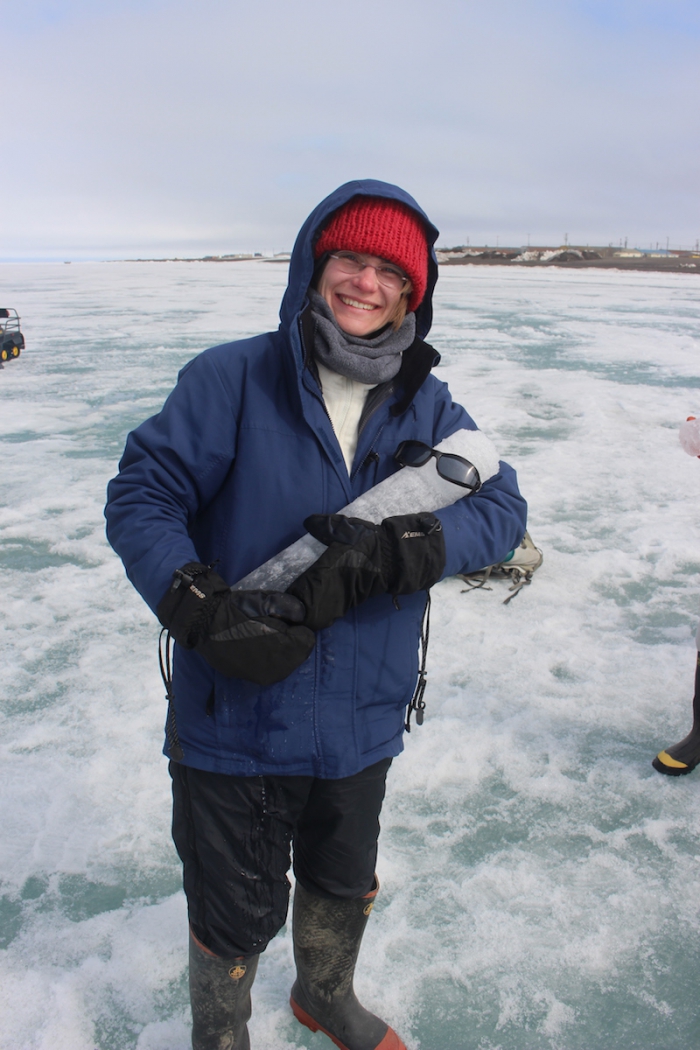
[1,261,699,1049]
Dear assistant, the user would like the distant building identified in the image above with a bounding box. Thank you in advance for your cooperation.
[633,248,677,257]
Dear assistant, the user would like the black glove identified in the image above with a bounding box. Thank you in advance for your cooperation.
[157,563,315,686]
[287,513,446,632]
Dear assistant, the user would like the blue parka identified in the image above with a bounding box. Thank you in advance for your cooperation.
[105,180,527,779]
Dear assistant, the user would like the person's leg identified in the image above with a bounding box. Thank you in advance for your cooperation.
[170,762,311,1049]
[290,758,405,1050]
[653,649,700,775]
[187,930,259,1050]
[293,755,391,899]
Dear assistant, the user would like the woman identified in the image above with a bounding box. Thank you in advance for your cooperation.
[105,180,527,1050]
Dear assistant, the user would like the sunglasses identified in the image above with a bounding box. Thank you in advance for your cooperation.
[394,440,482,492]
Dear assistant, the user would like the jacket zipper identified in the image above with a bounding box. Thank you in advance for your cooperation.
[351,423,386,481]
[357,382,394,436]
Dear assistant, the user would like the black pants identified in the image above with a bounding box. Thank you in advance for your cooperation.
[170,757,392,957]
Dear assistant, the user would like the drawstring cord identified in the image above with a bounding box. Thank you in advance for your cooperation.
[405,592,431,732]
[159,628,184,761]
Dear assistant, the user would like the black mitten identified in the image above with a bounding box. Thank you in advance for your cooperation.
[157,563,315,686]
[157,563,230,648]
[288,512,446,632]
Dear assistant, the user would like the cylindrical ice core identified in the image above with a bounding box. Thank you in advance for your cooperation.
[232,428,500,592]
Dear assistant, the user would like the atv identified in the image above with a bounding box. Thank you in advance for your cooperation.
[0,308,24,362]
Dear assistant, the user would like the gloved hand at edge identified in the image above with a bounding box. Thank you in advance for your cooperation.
[157,563,315,686]
[287,513,446,632]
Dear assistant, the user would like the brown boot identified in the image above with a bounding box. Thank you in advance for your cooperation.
[189,928,259,1050]
[290,880,406,1050]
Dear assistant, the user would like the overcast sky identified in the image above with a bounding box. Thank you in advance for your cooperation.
[2,0,699,259]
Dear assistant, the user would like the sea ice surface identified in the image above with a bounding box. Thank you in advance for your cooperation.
[1,260,700,1050]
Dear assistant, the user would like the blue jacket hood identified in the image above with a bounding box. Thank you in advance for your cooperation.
[279,179,440,341]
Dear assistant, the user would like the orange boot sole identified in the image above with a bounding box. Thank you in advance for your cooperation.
[290,996,407,1050]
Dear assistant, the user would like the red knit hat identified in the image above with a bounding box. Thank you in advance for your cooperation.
[314,197,428,312]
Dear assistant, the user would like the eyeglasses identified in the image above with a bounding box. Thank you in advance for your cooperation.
[394,440,482,492]
[327,252,409,292]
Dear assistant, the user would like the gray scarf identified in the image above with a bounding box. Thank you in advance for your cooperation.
[308,288,416,385]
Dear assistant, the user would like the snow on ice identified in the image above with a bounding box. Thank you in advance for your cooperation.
[1,260,699,1050]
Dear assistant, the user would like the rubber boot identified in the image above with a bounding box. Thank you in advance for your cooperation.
[653,652,700,776]
[189,928,259,1050]
[290,880,406,1050]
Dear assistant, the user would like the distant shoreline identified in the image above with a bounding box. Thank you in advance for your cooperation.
[436,245,700,275]
[102,246,700,276]
[108,253,292,265]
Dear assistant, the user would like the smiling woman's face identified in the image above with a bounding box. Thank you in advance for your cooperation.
[316,253,405,337]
